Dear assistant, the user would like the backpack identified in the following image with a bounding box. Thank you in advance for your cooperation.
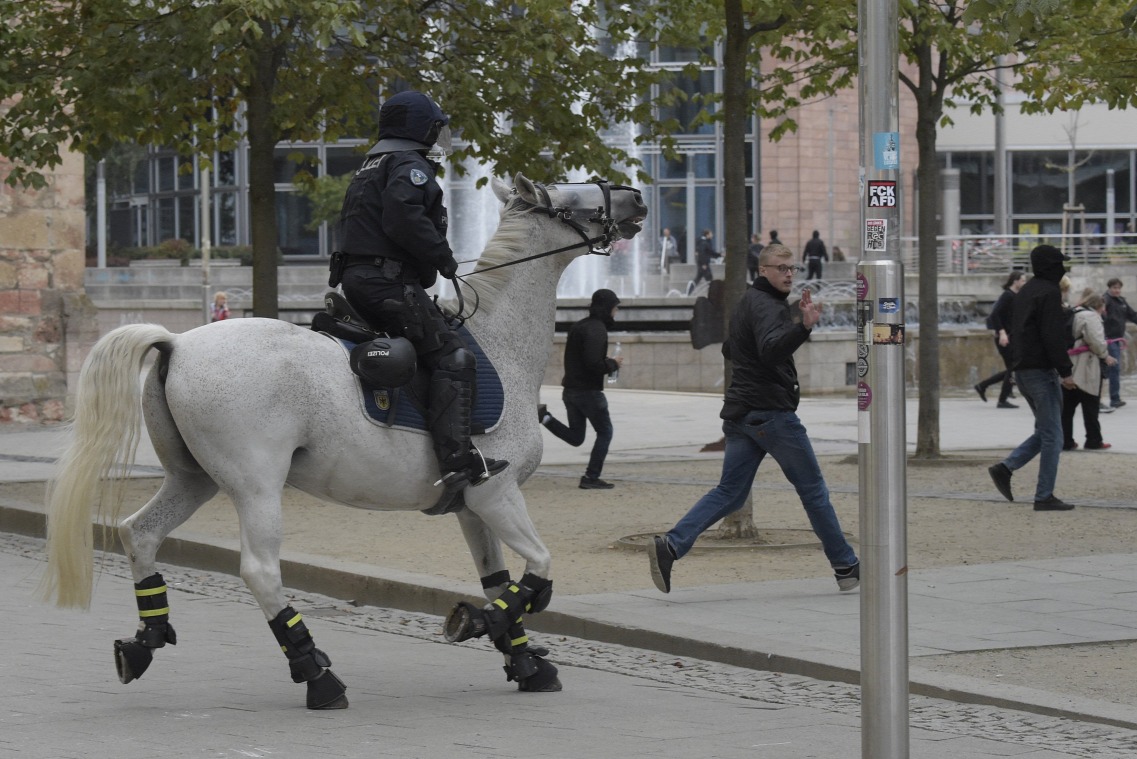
[1064,306,1083,351]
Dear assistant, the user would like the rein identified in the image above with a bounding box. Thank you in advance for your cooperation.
[446,179,627,324]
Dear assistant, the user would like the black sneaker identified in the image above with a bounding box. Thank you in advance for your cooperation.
[648,535,674,593]
[996,401,1018,409]
[1115,400,1127,409]
[834,563,860,592]
[538,404,548,424]
[974,384,988,403]
[1034,495,1075,511]
[988,462,1014,502]
[579,476,614,490]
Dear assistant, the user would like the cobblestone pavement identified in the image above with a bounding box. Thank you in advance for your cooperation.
[5,533,1137,759]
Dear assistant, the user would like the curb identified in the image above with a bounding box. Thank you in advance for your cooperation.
[3,498,1135,732]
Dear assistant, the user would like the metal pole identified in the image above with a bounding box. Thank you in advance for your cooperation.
[96,160,107,269]
[993,57,1008,237]
[858,0,909,756]
[201,167,212,324]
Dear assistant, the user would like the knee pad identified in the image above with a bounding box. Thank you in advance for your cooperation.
[437,346,476,378]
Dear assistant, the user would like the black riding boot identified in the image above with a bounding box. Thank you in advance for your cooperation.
[428,365,508,490]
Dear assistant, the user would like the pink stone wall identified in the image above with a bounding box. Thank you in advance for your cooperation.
[0,137,98,424]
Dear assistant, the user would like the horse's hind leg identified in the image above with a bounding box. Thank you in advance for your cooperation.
[447,506,560,692]
[114,469,218,684]
[229,489,348,710]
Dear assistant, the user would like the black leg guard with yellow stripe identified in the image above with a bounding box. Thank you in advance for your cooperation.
[114,573,177,685]
[443,573,560,692]
[268,606,348,710]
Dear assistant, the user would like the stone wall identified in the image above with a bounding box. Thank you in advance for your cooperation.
[0,145,97,423]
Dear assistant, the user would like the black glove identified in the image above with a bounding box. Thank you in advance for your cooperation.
[439,256,459,279]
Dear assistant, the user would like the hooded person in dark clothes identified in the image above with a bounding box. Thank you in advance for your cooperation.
[539,289,624,489]
[988,244,1078,512]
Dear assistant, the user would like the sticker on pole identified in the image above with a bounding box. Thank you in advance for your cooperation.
[865,218,887,252]
[874,132,900,170]
[856,273,869,301]
[867,180,897,208]
[857,381,872,411]
[872,323,905,345]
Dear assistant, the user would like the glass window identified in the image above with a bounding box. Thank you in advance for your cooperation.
[1012,151,1067,215]
[950,151,994,216]
[275,192,319,256]
[157,156,176,192]
[273,148,318,183]
[657,186,690,263]
[216,192,238,247]
[656,152,690,181]
[178,160,196,190]
[157,197,176,241]
[133,160,150,194]
[657,71,717,136]
[178,195,196,243]
[1072,151,1131,214]
[691,151,716,180]
[216,150,237,187]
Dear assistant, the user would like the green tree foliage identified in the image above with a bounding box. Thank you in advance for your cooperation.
[0,0,654,316]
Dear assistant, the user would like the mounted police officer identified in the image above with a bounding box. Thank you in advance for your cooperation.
[334,90,507,491]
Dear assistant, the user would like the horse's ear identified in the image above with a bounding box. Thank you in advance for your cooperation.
[513,173,540,205]
[491,177,511,204]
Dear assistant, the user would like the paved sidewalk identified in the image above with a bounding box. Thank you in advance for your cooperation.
[3,389,1137,756]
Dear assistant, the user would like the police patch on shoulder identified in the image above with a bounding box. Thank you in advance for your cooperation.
[409,168,429,186]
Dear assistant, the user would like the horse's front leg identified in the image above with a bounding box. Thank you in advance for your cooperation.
[446,492,560,692]
[233,495,349,710]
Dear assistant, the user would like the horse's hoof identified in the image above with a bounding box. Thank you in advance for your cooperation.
[114,637,154,684]
[517,658,561,692]
[306,669,349,710]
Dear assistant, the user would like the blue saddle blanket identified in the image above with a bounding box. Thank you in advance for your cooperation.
[339,324,504,434]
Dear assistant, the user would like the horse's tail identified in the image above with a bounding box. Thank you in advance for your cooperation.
[42,323,175,609]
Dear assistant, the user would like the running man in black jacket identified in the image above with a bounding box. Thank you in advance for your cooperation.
[647,244,860,593]
[539,289,624,489]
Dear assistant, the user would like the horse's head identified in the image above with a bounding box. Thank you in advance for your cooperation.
[493,173,647,247]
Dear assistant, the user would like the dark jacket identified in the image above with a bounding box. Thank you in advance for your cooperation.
[562,291,620,391]
[988,288,1015,333]
[1011,247,1072,378]
[696,236,717,266]
[338,149,456,288]
[803,236,828,262]
[719,278,811,419]
[1103,292,1137,339]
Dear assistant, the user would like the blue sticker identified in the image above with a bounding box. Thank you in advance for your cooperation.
[878,297,900,314]
[409,168,429,186]
[873,132,900,170]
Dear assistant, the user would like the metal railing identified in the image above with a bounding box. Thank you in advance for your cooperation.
[897,233,1137,274]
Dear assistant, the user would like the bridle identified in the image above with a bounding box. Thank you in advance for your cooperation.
[447,179,635,322]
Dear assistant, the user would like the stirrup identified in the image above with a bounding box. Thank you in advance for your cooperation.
[434,451,509,489]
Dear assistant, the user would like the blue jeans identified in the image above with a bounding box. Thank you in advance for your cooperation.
[544,389,613,480]
[1106,340,1123,405]
[665,410,858,569]
[1006,369,1063,501]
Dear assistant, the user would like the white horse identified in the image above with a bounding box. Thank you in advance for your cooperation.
[43,174,647,709]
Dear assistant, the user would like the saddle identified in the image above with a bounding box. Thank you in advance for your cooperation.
[312,292,504,436]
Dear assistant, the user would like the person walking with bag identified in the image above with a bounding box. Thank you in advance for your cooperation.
[1062,293,1117,450]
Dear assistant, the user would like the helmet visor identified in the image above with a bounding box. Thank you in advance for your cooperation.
[428,125,453,158]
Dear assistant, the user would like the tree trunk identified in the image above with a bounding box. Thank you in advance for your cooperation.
[913,60,943,458]
[717,0,758,539]
[245,31,280,319]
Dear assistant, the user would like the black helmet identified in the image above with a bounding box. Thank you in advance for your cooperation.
[350,336,417,387]
[372,91,451,154]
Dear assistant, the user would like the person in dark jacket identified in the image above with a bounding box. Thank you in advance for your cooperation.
[1102,277,1137,409]
[801,230,829,280]
[647,244,859,593]
[539,289,624,489]
[988,244,1077,512]
[335,90,506,492]
[689,228,719,294]
[974,270,1025,408]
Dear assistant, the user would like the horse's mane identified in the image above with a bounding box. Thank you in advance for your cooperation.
[463,199,530,313]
